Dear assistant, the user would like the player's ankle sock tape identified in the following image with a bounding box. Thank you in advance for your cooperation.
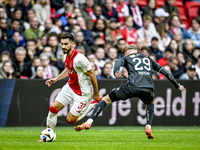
[146,103,154,125]
[50,106,59,114]
[90,100,106,120]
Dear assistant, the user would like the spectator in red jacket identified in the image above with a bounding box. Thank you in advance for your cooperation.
[119,15,138,44]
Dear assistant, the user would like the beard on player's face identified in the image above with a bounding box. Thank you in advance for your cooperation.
[63,45,72,54]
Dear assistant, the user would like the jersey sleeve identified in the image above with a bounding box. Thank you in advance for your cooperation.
[150,57,180,89]
[114,57,126,74]
[75,54,92,73]
[150,58,163,72]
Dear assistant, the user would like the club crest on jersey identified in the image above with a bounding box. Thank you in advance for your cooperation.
[68,70,76,74]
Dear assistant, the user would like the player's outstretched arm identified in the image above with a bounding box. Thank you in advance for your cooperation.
[86,69,100,100]
[160,68,186,92]
[45,68,69,87]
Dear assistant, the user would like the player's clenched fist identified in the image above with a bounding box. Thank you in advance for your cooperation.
[45,78,57,87]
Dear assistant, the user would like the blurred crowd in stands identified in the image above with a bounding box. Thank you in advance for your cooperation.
[0,0,200,80]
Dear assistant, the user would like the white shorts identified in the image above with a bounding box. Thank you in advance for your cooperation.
[55,83,92,116]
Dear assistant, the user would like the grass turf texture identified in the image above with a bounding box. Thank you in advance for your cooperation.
[0,127,200,150]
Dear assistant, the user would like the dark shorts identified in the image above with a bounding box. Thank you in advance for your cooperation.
[109,83,154,104]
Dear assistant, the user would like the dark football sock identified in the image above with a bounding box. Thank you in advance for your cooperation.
[146,103,154,125]
[90,100,107,120]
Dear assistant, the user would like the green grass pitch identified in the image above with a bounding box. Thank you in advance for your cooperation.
[0,126,200,150]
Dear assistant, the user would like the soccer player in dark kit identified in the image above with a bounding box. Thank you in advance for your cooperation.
[74,45,186,139]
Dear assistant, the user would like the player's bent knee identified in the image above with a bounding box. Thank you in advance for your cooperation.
[103,95,112,104]
[66,118,77,124]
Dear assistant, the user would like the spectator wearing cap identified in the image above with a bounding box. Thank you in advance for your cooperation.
[161,0,179,15]
[32,0,50,26]
[105,18,123,45]
[143,0,157,21]
[179,65,198,80]
[128,0,144,28]
[149,37,164,61]
[157,47,174,66]
[168,13,190,40]
[137,15,160,46]
[44,19,61,34]
[154,8,169,26]
[119,15,138,44]
[80,0,95,20]
[102,0,119,22]
[113,0,129,24]
[188,17,200,48]
[195,54,200,78]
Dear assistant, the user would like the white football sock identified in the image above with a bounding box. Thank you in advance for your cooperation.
[47,111,57,130]
[86,118,94,124]
[146,124,151,129]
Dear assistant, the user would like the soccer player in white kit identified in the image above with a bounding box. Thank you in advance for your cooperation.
[40,32,100,136]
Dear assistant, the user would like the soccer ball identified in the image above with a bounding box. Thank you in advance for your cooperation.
[40,128,56,142]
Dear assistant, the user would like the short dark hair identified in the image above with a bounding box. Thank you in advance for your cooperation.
[11,19,20,24]
[151,36,159,42]
[117,38,125,43]
[13,30,21,35]
[26,39,37,44]
[61,32,74,42]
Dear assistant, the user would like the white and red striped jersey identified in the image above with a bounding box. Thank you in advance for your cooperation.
[64,49,92,96]
[113,1,129,23]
